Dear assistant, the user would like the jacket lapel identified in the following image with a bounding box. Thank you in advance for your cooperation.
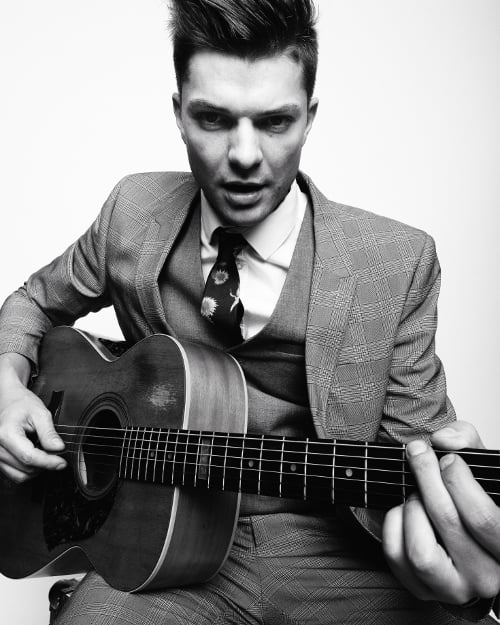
[136,175,199,333]
[303,175,358,438]
[132,171,356,438]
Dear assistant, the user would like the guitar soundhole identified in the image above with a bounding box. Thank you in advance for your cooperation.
[77,408,122,499]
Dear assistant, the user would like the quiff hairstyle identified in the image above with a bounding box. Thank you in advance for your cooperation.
[169,0,318,101]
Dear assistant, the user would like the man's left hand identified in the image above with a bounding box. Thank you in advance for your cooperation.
[382,420,500,604]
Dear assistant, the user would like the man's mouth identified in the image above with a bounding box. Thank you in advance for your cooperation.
[221,182,266,206]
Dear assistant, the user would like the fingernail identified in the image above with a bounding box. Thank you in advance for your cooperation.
[407,440,428,457]
[55,461,66,470]
[439,454,455,470]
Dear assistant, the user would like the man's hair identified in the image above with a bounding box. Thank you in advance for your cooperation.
[169,0,318,100]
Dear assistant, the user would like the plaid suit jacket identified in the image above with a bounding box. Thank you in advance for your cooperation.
[0,171,456,539]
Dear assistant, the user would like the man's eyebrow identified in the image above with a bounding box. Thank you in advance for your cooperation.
[257,104,302,117]
[186,99,302,117]
[186,100,231,114]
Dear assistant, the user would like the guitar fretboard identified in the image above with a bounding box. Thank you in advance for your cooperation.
[109,427,500,510]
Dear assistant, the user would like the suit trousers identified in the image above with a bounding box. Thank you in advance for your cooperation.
[54,512,494,625]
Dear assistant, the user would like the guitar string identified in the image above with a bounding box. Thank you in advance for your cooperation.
[53,424,500,458]
[57,439,499,474]
[55,461,500,499]
[54,446,500,494]
[55,435,500,472]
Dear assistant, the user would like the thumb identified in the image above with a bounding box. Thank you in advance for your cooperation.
[430,420,485,451]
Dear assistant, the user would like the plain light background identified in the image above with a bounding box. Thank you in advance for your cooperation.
[1,1,499,623]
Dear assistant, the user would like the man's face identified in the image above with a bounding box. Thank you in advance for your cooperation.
[173,50,318,228]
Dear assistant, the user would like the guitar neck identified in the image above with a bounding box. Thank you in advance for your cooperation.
[113,428,500,510]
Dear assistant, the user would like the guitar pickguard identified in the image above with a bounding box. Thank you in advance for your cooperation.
[43,469,118,550]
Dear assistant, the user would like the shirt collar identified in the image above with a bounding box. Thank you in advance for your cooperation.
[200,180,303,261]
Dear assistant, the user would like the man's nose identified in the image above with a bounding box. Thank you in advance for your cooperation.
[228,119,263,170]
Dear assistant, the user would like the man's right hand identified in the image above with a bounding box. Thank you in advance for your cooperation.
[0,353,66,482]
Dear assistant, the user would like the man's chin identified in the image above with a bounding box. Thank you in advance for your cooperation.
[215,200,275,229]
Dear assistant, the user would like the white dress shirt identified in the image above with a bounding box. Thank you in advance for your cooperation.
[200,181,308,340]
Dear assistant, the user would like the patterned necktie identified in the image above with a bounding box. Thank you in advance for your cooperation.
[201,227,246,344]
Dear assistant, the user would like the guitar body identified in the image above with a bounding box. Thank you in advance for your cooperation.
[0,326,248,591]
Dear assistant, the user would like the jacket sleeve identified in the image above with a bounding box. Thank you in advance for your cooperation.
[379,233,456,443]
[349,236,496,621]
[0,179,122,367]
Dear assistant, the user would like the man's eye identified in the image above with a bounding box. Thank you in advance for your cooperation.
[263,116,292,132]
[197,112,226,129]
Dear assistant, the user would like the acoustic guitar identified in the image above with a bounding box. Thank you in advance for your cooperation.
[0,326,498,592]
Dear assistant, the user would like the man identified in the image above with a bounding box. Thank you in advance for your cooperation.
[0,0,499,623]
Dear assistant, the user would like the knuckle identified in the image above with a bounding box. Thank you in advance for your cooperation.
[1,467,28,485]
[406,544,440,576]
[449,587,474,606]
[468,505,500,535]
[436,503,462,530]
[471,571,500,599]
[19,449,33,466]
[382,538,400,564]
[12,472,30,485]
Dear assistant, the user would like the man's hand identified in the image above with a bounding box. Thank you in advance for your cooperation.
[0,353,66,483]
[382,421,500,605]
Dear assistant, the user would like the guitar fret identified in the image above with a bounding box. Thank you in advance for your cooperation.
[240,434,262,495]
[258,434,264,496]
[145,427,154,482]
[222,433,229,491]
[161,429,169,484]
[279,436,285,498]
[194,432,202,486]
[208,432,214,488]
[259,437,282,497]
[281,439,306,499]
[366,442,407,508]
[131,427,141,481]
[364,441,368,508]
[238,435,244,493]
[139,427,147,481]
[120,427,131,479]
[152,428,160,483]
[125,427,132,479]
[182,430,188,486]
[304,438,308,501]
[307,440,334,502]
[172,429,180,485]
[402,445,407,501]
[331,439,335,504]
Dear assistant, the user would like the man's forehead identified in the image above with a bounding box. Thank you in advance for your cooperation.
[180,49,307,108]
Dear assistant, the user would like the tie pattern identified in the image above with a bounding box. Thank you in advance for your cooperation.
[201,228,246,344]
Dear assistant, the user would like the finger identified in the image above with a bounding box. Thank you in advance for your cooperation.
[382,501,436,601]
[0,444,38,475]
[0,462,36,484]
[406,439,463,535]
[430,421,485,451]
[28,404,65,452]
[407,441,500,600]
[1,426,66,472]
[402,493,471,604]
[440,453,500,562]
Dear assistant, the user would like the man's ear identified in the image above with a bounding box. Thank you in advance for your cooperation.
[302,97,318,145]
[172,93,186,144]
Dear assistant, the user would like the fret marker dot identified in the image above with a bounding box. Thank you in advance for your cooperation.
[149,451,155,459]
[167,453,173,461]
[290,463,297,472]
[248,460,254,468]
[345,468,353,478]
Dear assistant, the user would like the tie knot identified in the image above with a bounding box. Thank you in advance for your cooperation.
[215,228,246,260]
